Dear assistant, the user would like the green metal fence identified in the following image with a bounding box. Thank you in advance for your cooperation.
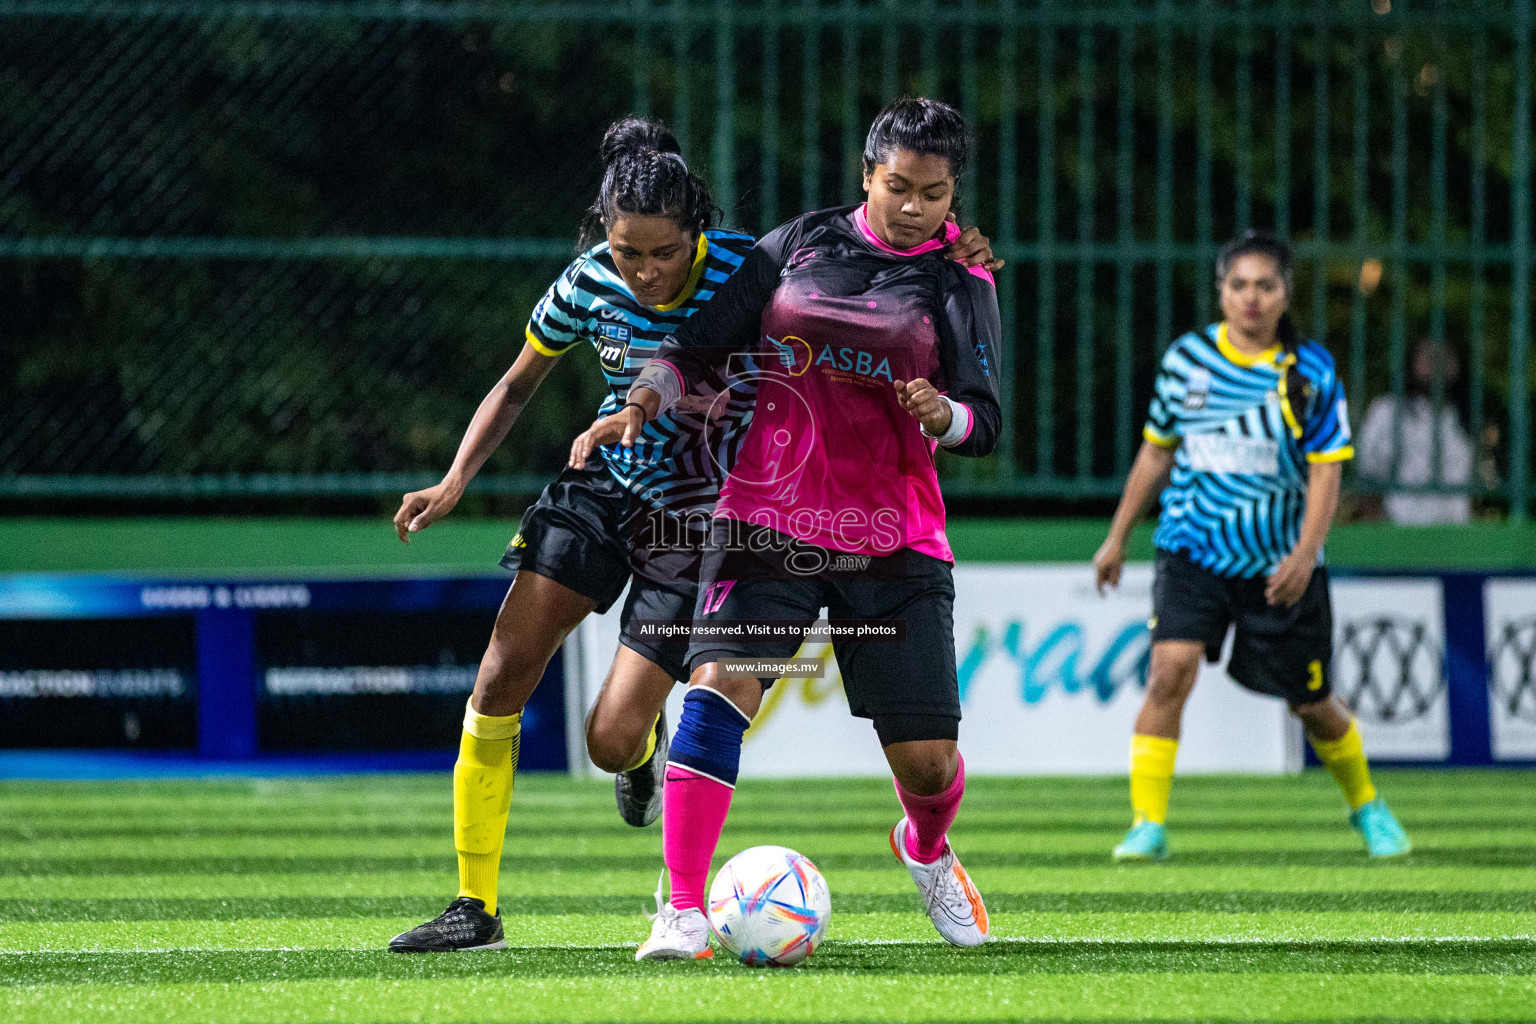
[2,0,1531,519]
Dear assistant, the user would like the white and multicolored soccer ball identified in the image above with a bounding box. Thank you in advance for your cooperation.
[706,845,831,967]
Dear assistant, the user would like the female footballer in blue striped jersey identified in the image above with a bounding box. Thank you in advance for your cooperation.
[386,118,752,952]
[386,118,1000,952]
[1094,231,1411,863]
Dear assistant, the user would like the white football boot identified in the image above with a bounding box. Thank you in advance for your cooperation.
[890,817,990,947]
[635,874,713,961]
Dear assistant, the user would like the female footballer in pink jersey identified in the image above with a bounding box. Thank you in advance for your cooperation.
[388,115,1000,954]
[572,98,1002,958]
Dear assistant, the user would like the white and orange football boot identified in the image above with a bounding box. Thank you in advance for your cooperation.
[890,817,990,947]
[635,875,714,962]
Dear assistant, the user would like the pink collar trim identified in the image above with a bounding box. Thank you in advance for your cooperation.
[853,203,959,256]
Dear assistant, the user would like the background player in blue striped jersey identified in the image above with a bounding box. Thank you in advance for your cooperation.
[386,118,999,952]
[1094,231,1411,863]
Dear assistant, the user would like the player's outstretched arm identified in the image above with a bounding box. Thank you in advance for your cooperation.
[394,342,560,543]
[567,390,660,471]
[1265,460,1342,606]
[1094,440,1177,594]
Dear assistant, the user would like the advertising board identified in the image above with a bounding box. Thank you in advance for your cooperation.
[1329,577,1450,761]
[575,564,1294,777]
[1486,578,1536,761]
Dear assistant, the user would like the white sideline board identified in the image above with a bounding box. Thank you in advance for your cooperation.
[1486,578,1536,761]
[1328,577,1449,761]
[567,563,1296,778]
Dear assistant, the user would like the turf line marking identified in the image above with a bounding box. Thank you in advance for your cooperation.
[3,935,1532,955]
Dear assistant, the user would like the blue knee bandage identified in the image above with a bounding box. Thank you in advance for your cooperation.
[668,687,752,787]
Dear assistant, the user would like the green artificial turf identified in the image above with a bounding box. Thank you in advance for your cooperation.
[2,771,1534,1023]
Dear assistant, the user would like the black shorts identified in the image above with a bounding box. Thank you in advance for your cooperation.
[615,508,706,683]
[499,462,698,681]
[501,462,632,613]
[687,520,960,721]
[1151,548,1334,705]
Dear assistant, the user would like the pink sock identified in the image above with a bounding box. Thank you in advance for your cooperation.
[894,753,966,864]
[662,765,734,911]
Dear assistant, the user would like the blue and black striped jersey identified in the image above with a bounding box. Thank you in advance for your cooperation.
[1145,322,1353,578]
[526,228,756,520]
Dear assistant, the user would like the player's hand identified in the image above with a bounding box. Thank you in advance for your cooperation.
[944,213,1006,273]
[1093,535,1127,596]
[569,405,644,470]
[394,479,464,544]
[1265,550,1314,607]
[894,378,951,437]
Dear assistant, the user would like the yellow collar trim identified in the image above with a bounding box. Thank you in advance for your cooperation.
[1216,322,1283,369]
[652,233,710,312]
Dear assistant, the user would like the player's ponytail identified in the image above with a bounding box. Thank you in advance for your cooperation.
[1215,230,1313,435]
[577,117,721,251]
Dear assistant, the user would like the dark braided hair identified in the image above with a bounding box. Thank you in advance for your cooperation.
[1215,230,1315,434]
[862,97,972,197]
[576,117,720,251]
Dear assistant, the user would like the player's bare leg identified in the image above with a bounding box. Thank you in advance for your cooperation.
[1291,694,1350,742]
[471,571,595,716]
[390,571,593,952]
[883,739,958,797]
[587,646,676,770]
[587,646,678,825]
[1134,640,1203,739]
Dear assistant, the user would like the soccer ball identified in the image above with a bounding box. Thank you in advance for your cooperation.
[706,845,831,967]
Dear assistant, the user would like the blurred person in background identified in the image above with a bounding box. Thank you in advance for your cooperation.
[1094,231,1411,865]
[1354,338,1479,524]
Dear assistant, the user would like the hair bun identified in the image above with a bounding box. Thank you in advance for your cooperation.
[600,117,682,166]
[577,116,718,251]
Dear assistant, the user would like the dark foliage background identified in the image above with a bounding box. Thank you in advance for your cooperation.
[1,1,1529,506]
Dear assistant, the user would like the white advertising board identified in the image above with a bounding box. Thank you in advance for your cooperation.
[948,564,1292,775]
[1485,578,1536,761]
[570,563,1293,777]
[1328,577,1449,761]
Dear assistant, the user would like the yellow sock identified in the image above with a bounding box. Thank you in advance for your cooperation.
[624,714,661,772]
[1129,734,1179,826]
[1309,718,1377,811]
[453,700,521,916]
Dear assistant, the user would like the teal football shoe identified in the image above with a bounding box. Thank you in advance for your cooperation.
[1351,797,1412,858]
[1112,821,1168,863]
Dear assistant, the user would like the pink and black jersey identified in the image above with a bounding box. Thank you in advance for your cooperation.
[633,204,1001,561]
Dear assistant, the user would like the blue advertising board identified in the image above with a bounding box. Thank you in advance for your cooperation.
[0,574,566,773]
[2,568,1531,775]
